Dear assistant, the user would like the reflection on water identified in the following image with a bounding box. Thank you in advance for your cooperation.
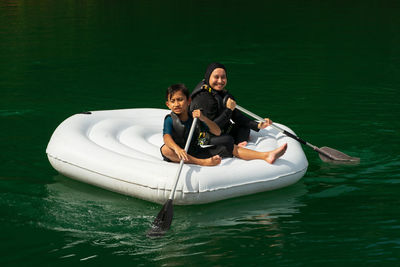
[41,175,307,262]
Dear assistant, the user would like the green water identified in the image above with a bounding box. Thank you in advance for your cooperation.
[1,0,400,266]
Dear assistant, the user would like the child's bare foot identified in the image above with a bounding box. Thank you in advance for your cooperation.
[237,141,248,147]
[265,143,287,164]
[200,155,221,166]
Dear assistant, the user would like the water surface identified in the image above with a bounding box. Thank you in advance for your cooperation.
[1,1,399,266]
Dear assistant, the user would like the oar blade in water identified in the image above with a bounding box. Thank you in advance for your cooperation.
[319,146,360,164]
[147,199,173,237]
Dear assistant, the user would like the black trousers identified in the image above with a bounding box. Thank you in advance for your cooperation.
[227,124,251,145]
[161,134,234,162]
[205,134,234,158]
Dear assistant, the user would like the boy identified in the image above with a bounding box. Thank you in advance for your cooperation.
[161,83,231,166]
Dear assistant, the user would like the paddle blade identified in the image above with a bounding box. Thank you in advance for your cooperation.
[147,199,174,237]
[318,146,360,164]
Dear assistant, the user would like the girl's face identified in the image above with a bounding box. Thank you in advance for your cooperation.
[166,90,189,115]
[208,68,227,91]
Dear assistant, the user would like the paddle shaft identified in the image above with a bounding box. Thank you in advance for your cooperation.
[168,117,198,200]
[236,105,335,160]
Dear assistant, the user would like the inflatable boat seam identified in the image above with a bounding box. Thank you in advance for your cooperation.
[200,167,308,193]
[48,154,165,191]
[48,154,306,194]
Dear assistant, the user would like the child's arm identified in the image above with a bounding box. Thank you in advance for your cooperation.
[163,134,189,161]
[192,109,221,136]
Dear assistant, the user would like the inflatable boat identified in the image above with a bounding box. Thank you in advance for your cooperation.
[46,108,308,205]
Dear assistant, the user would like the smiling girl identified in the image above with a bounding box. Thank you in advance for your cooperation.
[190,62,271,147]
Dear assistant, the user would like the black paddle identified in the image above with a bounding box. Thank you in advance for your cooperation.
[236,105,360,164]
[147,117,198,237]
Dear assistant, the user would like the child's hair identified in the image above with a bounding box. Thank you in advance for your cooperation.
[166,83,189,101]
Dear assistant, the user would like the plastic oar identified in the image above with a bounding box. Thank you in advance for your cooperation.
[147,117,198,237]
[236,105,360,164]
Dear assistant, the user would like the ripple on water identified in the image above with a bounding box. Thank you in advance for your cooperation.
[307,184,359,198]
[0,109,34,116]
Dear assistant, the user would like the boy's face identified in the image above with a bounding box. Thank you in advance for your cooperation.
[166,90,190,115]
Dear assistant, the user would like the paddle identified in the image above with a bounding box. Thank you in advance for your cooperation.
[147,117,199,237]
[236,105,360,164]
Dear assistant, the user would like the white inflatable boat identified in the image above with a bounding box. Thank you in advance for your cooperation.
[46,108,308,205]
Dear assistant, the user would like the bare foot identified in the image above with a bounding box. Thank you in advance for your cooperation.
[237,141,248,147]
[265,143,287,164]
[200,155,221,166]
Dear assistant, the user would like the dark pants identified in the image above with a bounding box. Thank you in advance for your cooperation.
[160,134,234,162]
[228,124,251,145]
[207,134,234,158]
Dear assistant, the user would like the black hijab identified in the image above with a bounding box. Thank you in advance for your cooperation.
[204,62,227,86]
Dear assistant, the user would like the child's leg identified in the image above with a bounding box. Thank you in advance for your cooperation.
[233,143,288,164]
[161,145,180,162]
[188,155,221,166]
[161,145,221,166]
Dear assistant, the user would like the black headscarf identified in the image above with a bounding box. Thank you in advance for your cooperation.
[204,62,227,86]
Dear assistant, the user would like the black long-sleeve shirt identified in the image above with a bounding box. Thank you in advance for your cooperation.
[190,89,259,132]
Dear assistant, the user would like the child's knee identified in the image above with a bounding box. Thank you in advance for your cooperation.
[160,145,173,162]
